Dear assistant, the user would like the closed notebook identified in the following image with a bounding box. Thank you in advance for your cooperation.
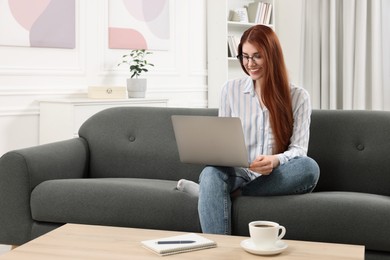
[141,233,217,256]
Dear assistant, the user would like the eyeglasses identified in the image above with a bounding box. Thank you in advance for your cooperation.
[237,54,261,64]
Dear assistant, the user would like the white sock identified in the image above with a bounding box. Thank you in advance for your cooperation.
[177,179,199,197]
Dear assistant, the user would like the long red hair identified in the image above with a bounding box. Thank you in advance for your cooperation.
[237,25,293,154]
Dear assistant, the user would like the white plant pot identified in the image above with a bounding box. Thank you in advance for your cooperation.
[126,78,147,98]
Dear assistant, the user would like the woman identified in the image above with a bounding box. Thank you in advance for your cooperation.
[177,24,320,235]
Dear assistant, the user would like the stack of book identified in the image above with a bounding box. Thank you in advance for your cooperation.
[228,8,249,23]
[227,35,240,58]
[247,1,273,25]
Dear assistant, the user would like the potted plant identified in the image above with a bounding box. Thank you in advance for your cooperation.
[118,49,154,98]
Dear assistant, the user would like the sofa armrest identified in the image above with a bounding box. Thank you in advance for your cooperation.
[0,138,89,245]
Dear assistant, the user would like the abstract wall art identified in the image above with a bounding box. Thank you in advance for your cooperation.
[0,0,75,49]
[108,0,170,50]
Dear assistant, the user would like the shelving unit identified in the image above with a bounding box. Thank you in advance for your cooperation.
[207,0,275,108]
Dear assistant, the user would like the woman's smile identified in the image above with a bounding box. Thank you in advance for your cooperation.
[242,42,265,81]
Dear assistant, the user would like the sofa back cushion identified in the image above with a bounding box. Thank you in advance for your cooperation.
[79,107,390,196]
[309,110,390,196]
[79,107,218,182]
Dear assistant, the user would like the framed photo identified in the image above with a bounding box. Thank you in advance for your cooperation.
[108,0,170,50]
[0,0,75,49]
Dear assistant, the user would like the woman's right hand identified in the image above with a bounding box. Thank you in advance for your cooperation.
[249,155,280,175]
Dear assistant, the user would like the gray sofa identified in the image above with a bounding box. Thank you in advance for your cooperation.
[1,107,390,259]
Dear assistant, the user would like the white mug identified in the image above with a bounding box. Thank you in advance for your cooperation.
[249,221,286,249]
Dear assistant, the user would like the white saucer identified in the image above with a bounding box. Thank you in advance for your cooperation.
[240,239,288,256]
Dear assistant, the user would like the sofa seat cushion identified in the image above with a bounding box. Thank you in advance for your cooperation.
[30,178,200,232]
[232,191,390,253]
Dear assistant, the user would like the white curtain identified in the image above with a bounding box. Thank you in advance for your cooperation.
[301,0,390,110]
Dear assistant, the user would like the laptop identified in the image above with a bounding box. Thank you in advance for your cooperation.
[171,115,249,167]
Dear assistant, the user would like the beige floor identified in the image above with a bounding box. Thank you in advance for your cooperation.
[0,245,11,255]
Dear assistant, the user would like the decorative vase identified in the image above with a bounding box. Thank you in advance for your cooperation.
[126,78,147,98]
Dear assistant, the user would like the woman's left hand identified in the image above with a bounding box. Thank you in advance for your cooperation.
[249,155,280,175]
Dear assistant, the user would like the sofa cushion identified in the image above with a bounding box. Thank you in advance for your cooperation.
[309,110,390,196]
[30,178,201,232]
[232,191,390,252]
[78,107,218,182]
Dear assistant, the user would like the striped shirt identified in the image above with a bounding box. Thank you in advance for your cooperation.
[219,76,311,178]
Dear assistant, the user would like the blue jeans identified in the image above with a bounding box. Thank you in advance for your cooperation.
[197,156,320,234]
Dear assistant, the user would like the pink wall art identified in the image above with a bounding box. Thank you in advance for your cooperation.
[108,0,170,50]
[0,0,75,49]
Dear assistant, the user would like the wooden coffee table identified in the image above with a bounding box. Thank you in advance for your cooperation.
[0,224,364,259]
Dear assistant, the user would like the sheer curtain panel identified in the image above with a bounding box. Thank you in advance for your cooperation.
[301,0,389,110]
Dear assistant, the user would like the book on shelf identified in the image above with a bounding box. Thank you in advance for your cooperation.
[264,3,273,25]
[227,35,240,58]
[141,233,217,256]
[247,1,260,23]
[247,1,273,25]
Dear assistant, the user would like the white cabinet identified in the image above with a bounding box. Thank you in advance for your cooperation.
[39,98,168,144]
[207,0,275,108]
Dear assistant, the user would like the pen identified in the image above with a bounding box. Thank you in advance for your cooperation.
[157,240,196,244]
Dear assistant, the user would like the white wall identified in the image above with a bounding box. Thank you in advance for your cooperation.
[0,0,207,155]
[274,0,303,86]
